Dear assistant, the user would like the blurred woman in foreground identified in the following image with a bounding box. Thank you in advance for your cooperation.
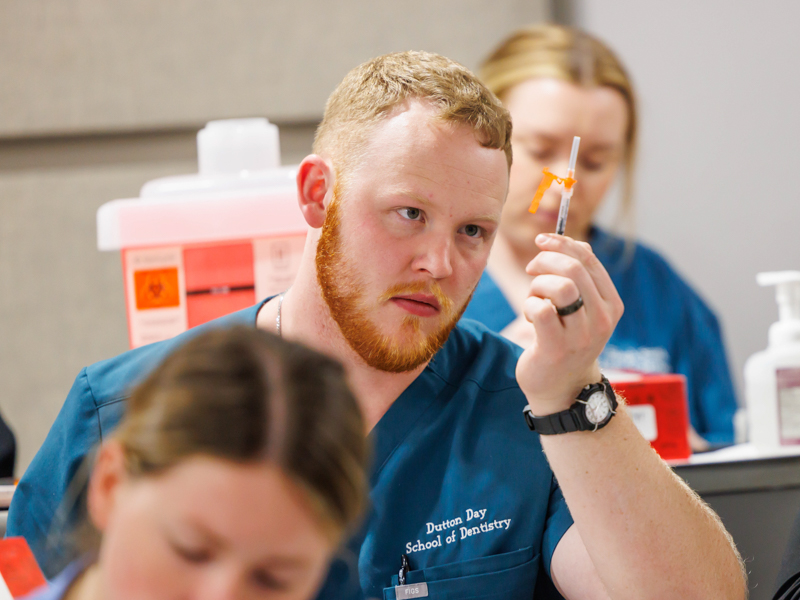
[26,327,367,600]
[462,24,738,449]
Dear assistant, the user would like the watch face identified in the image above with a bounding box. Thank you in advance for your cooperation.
[584,391,611,424]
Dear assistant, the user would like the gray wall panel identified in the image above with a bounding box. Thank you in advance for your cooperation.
[2,1,548,137]
[0,162,185,472]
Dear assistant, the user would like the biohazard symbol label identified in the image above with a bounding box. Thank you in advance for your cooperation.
[134,268,180,310]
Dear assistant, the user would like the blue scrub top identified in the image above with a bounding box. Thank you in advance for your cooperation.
[11,304,572,599]
[320,320,572,599]
[462,226,738,445]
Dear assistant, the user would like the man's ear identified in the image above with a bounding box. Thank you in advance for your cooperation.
[297,155,334,229]
[87,440,129,532]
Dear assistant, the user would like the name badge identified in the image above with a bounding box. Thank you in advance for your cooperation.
[395,582,429,598]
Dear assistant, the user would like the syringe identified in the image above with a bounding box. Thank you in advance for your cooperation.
[555,136,581,236]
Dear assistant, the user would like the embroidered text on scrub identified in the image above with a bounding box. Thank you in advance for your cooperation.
[460,518,513,540]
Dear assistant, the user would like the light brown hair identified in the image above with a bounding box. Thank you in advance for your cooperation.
[313,50,513,182]
[48,328,367,576]
[480,24,637,227]
[114,326,368,543]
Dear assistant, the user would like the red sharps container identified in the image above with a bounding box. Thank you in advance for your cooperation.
[97,119,307,348]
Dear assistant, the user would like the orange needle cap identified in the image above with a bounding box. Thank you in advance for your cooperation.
[529,167,577,214]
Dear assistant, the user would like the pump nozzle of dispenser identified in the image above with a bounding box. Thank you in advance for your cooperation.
[757,271,800,347]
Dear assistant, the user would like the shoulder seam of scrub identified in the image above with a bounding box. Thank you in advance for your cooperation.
[461,377,521,394]
[84,366,131,408]
[81,367,101,408]
[427,363,520,395]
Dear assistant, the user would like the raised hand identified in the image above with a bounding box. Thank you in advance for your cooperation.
[515,233,624,414]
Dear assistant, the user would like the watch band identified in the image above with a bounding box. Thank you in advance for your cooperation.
[523,375,616,435]
[526,409,581,435]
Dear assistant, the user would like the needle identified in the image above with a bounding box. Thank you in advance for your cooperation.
[555,136,581,235]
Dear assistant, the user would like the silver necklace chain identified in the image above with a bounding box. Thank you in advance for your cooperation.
[276,290,288,337]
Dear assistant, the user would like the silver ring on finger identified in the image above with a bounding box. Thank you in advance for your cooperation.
[556,295,584,317]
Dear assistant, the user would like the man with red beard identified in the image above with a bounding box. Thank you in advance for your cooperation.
[12,52,745,599]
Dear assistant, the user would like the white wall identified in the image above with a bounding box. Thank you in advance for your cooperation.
[578,0,800,400]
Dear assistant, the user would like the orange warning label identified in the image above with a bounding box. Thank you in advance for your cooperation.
[134,268,180,310]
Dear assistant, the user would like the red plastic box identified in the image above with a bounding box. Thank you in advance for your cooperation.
[0,537,47,597]
[608,372,692,460]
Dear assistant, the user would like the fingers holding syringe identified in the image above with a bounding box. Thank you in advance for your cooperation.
[516,250,614,408]
[517,293,598,410]
[528,234,624,330]
[532,234,623,308]
[520,285,590,356]
[526,251,607,334]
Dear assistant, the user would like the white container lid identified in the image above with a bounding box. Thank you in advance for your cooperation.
[139,164,298,199]
[97,119,309,250]
[97,180,308,251]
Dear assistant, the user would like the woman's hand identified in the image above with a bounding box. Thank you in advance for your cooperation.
[688,426,710,452]
[515,233,624,414]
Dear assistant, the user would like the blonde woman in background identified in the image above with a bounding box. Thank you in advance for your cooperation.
[25,327,367,600]
[461,24,738,450]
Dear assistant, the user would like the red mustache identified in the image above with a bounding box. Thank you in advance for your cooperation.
[379,281,454,314]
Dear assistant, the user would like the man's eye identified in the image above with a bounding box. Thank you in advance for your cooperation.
[461,224,482,238]
[399,207,422,220]
[404,208,421,220]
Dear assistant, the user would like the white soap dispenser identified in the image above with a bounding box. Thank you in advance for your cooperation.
[744,271,800,451]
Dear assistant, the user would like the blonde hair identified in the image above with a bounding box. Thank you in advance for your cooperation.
[314,50,513,181]
[480,24,637,228]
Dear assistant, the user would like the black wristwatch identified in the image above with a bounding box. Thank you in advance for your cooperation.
[523,375,618,434]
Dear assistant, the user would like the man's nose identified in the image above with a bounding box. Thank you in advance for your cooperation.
[414,234,454,279]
